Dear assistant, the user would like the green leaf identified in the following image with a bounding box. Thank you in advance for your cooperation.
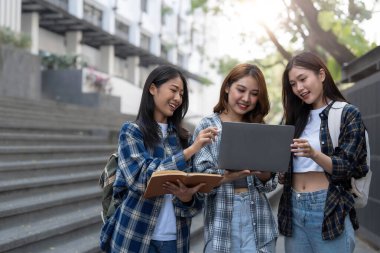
[318,11,335,31]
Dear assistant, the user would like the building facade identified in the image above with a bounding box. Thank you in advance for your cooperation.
[1,0,208,116]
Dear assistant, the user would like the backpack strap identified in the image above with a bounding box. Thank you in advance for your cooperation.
[328,101,348,148]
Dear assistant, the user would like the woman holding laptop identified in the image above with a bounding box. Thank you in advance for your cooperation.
[193,63,279,253]
[278,52,368,253]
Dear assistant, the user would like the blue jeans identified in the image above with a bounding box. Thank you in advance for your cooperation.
[148,240,177,253]
[204,192,276,253]
[230,192,257,253]
[285,189,355,253]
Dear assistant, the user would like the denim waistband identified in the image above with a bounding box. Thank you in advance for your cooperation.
[233,191,250,200]
[291,188,327,211]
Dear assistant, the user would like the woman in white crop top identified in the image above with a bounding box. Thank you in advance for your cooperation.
[278,52,368,253]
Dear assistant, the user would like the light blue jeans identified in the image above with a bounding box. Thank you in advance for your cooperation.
[285,189,355,253]
[204,192,276,253]
[231,192,257,253]
[148,240,177,253]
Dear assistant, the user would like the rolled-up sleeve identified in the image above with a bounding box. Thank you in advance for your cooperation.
[172,193,204,218]
[330,106,368,183]
[193,118,222,174]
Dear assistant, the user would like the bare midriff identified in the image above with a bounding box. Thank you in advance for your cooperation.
[292,172,329,192]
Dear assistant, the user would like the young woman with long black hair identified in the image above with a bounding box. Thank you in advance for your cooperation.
[100,65,218,253]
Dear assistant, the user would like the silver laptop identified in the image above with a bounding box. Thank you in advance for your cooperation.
[218,122,294,172]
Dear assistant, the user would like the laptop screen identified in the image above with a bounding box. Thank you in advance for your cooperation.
[218,122,294,172]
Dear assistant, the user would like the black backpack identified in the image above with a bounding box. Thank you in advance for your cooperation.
[99,153,122,223]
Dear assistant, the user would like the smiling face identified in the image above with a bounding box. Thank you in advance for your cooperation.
[224,75,259,121]
[288,66,326,109]
[149,76,184,123]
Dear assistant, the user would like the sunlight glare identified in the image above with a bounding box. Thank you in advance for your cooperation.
[239,0,284,30]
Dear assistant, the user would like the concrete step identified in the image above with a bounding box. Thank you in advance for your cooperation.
[0,96,127,119]
[1,160,106,181]
[0,199,101,252]
[0,132,108,145]
[0,156,108,172]
[0,106,127,128]
[0,182,101,218]
[0,96,125,253]
[5,222,102,253]
[0,97,131,125]
[0,144,115,161]
[0,170,100,192]
[0,118,113,135]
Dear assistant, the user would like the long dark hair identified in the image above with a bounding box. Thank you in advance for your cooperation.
[282,52,346,138]
[136,65,190,149]
[213,63,270,123]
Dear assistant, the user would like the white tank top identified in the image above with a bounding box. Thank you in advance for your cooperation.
[293,106,326,173]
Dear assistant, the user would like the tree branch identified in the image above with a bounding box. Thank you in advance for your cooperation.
[292,0,356,64]
[260,23,292,61]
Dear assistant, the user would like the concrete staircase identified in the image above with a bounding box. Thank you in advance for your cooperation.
[0,96,134,253]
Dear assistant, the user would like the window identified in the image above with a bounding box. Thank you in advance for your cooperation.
[161,6,172,26]
[177,53,185,68]
[161,44,168,59]
[114,57,129,80]
[161,10,166,25]
[141,0,148,13]
[83,2,103,27]
[116,20,129,41]
[177,17,186,35]
[140,33,151,51]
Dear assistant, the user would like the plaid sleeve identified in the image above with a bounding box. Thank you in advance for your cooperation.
[114,122,187,196]
[193,117,223,175]
[172,193,203,218]
[331,105,369,183]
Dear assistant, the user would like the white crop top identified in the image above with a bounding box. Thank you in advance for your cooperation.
[293,106,326,173]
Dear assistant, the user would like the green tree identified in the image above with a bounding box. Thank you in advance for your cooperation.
[191,0,377,121]
[192,0,377,77]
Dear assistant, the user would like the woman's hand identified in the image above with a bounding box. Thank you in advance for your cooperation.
[163,179,205,203]
[193,126,219,150]
[220,170,256,185]
[183,126,219,161]
[278,172,286,184]
[291,138,333,174]
[291,138,317,159]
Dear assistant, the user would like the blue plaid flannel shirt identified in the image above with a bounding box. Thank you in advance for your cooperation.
[100,122,203,253]
[193,114,279,253]
[278,103,369,240]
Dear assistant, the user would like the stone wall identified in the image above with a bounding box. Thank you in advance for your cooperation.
[42,69,120,112]
[0,45,41,99]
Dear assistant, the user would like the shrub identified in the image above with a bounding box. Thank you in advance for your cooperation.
[0,27,31,49]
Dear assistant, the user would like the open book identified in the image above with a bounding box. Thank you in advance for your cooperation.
[143,170,223,198]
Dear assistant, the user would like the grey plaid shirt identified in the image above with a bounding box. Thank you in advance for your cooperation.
[193,114,279,253]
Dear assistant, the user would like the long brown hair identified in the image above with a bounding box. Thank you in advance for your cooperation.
[213,63,270,123]
[282,52,346,137]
